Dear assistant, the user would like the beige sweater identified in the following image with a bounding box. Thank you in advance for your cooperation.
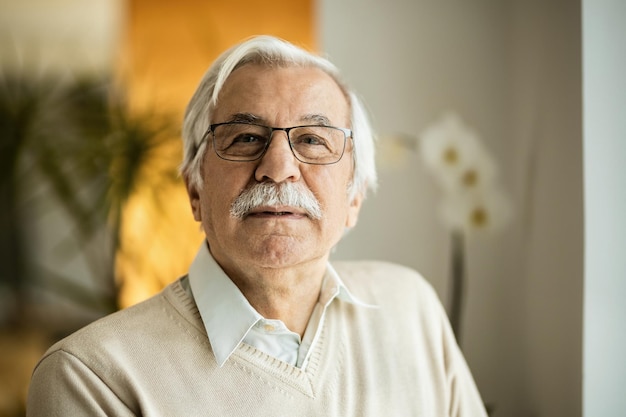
[27,261,487,416]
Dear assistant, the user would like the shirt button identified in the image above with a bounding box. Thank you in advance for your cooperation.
[263,324,275,332]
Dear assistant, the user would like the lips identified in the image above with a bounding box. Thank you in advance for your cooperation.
[247,206,306,218]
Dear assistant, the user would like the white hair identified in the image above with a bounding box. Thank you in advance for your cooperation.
[180,35,377,201]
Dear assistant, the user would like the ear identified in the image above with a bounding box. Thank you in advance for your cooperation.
[185,177,202,222]
[345,190,364,229]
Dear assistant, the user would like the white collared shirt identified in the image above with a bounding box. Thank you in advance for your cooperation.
[187,243,373,369]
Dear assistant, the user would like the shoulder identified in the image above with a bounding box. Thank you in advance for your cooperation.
[330,260,454,355]
[331,260,441,311]
[38,278,204,369]
[332,259,424,281]
[28,278,211,413]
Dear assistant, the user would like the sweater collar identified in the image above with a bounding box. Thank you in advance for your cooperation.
[187,242,370,367]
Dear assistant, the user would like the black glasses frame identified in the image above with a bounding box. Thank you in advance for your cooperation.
[202,121,353,165]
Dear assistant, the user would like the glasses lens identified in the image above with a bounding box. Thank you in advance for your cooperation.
[213,123,270,160]
[290,126,346,164]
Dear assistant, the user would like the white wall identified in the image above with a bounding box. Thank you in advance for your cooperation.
[320,1,583,415]
[582,1,626,416]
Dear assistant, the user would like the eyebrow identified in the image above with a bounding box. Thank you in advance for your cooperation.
[224,112,334,127]
[227,113,262,124]
[301,114,332,126]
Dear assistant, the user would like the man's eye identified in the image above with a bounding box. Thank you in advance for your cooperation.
[232,134,264,144]
[295,135,326,146]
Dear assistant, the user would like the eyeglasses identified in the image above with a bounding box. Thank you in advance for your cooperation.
[203,122,352,165]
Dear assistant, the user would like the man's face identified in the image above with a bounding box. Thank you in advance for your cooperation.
[186,64,363,275]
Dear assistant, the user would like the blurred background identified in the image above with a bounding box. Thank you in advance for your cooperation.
[1,0,624,416]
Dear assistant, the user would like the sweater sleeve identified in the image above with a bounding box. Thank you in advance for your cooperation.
[27,350,136,417]
[438,302,488,417]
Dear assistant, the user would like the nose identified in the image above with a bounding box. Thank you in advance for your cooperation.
[254,131,301,183]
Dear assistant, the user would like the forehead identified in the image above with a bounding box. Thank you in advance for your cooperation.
[213,64,351,126]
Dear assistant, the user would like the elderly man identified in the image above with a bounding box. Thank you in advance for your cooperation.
[27,36,487,416]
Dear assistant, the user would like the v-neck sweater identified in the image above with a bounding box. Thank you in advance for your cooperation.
[27,261,487,417]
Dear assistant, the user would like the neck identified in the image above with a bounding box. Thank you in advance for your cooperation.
[220,260,327,337]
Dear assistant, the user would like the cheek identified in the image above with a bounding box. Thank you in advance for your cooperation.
[315,177,353,223]
[201,166,251,217]
[315,162,351,194]
[202,184,232,219]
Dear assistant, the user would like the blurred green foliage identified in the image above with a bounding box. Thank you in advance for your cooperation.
[0,71,179,327]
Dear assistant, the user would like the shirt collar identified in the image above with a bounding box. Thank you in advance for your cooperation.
[322,262,376,309]
[188,242,262,367]
[188,242,373,367]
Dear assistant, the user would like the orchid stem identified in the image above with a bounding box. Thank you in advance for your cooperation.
[449,230,465,345]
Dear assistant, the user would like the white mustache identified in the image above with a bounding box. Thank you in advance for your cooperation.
[230,182,323,220]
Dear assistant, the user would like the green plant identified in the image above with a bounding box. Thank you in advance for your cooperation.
[0,70,179,327]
